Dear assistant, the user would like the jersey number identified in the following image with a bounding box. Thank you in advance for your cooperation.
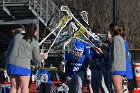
[73,67,79,71]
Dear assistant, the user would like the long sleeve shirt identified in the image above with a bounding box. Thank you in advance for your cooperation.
[112,35,126,71]
[6,33,43,69]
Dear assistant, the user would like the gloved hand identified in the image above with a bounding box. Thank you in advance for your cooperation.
[86,68,91,80]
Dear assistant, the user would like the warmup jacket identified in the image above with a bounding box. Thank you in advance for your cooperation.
[6,33,43,69]
[112,35,126,71]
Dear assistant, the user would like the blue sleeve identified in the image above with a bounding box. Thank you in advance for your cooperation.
[65,52,72,60]
[91,48,99,59]
[65,52,68,60]
[124,41,129,57]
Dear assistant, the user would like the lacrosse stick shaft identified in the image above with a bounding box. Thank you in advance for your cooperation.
[39,27,58,46]
[39,16,72,46]
[62,38,72,73]
[47,28,63,53]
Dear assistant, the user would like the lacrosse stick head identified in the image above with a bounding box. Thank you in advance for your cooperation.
[61,5,71,14]
[61,5,80,18]
[61,5,67,11]
[80,11,89,25]
[91,33,100,41]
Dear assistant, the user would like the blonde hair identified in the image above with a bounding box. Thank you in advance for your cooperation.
[12,28,24,35]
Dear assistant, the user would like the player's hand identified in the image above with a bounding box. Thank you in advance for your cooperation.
[86,68,91,80]
[40,49,44,55]
[96,48,103,54]
[43,52,48,59]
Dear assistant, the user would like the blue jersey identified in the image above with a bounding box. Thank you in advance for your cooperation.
[124,41,133,79]
[65,53,89,77]
[113,41,133,78]
[84,43,92,59]
[84,41,101,59]
[86,44,106,69]
[36,69,52,84]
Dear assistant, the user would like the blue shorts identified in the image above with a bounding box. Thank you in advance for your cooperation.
[112,61,133,79]
[7,64,31,76]
[112,71,126,76]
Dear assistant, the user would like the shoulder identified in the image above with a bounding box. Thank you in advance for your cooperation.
[114,35,124,41]
[124,40,128,46]
[31,39,39,46]
[11,33,24,43]
[114,35,125,44]
[65,52,72,57]
[14,33,22,39]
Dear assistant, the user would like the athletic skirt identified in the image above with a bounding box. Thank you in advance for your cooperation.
[112,71,126,76]
[112,61,133,79]
[7,64,31,76]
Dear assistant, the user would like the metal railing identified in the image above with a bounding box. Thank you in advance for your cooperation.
[1,0,28,3]
[1,0,61,26]
[29,0,61,25]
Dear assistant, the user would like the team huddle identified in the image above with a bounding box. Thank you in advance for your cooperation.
[5,5,133,93]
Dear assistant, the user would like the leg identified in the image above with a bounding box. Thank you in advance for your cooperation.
[91,69,99,93]
[128,79,134,93]
[67,77,76,93]
[39,83,44,93]
[39,83,52,93]
[112,75,123,93]
[91,68,103,93]
[19,75,30,93]
[67,71,85,93]
[102,65,114,93]
[9,75,20,93]
[75,71,85,93]
[45,83,52,93]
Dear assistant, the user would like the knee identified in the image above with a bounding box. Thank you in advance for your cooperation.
[10,87,18,93]
[76,81,83,88]
[11,84,19,91]
[21,88,29,93]
[20,85,29,92]
[76,77,83,87]
[114,85,123,92]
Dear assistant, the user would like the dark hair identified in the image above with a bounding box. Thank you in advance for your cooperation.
[24,23,37,43]
[119,27,126,39]
[109,23,120,36]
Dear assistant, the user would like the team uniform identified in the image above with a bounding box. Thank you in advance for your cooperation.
[122,41,133,93]
[124,41,133,79]
[102,41,114,93]
[6,33,43,76]
[83,37,107,93]
[64,40,89,93]
[36,69,52,93]
[112,40,133,79]
[65,53,88,77]
[89,47,106,93]
[7,64,31,76]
